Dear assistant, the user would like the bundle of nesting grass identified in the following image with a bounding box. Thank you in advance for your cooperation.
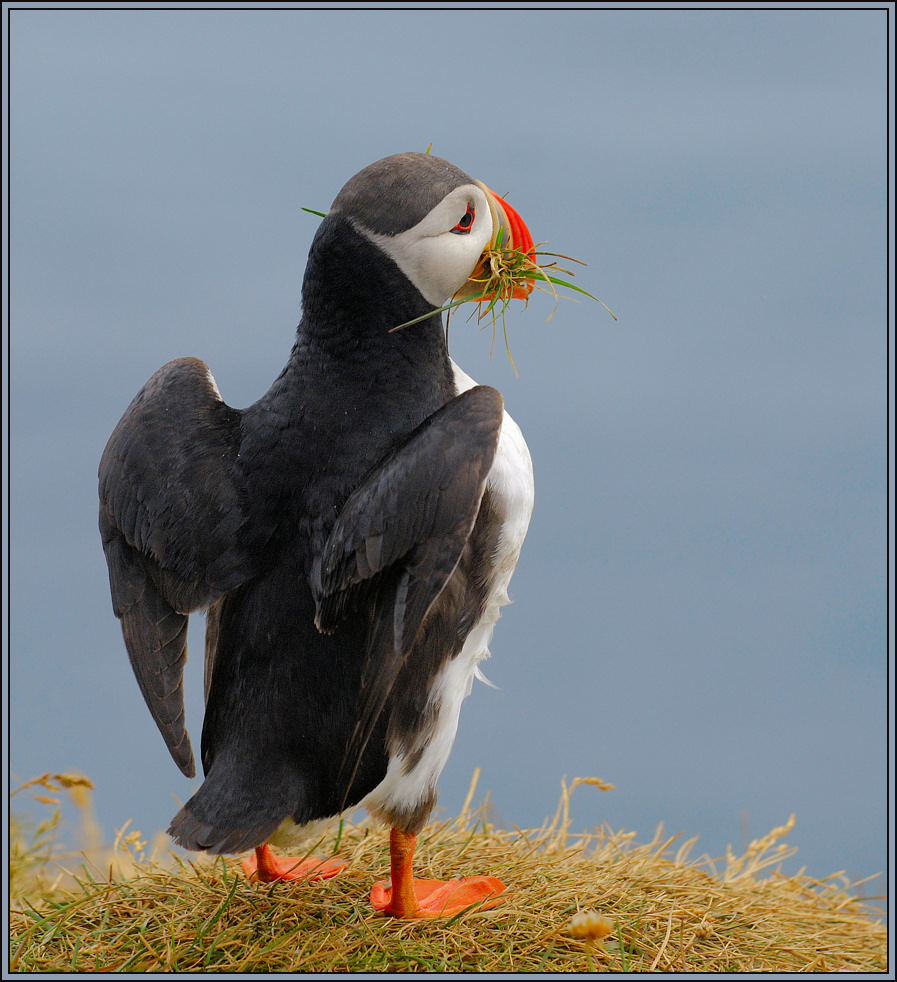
[9,772,886,974]
[395,228,616,375]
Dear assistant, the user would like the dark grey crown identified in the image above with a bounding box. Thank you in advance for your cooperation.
[330,152,475,236]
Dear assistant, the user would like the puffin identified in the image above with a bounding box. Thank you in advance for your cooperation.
[98,152,535,918]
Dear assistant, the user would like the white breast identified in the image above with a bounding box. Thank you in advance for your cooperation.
[361,361,535,826]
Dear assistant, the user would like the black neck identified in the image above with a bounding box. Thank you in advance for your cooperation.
[288,215,455,413]
[248,217,458,491]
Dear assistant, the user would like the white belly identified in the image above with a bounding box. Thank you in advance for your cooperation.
[360,361,534,825]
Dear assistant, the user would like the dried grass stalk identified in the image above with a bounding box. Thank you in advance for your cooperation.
[9,773,886,974]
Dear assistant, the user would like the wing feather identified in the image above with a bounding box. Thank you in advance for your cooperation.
[311,385,504,791]
[99,357,260,777]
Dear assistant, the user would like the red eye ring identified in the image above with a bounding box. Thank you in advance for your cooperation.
[451,203,475,234]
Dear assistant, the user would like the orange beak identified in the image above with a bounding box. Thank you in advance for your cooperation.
[453,182,536,303]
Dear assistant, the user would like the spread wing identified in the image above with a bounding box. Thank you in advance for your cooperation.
[311,385,504,788]
[98,357,261,777]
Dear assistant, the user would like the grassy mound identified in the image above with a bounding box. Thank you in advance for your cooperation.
[9,773,887,973]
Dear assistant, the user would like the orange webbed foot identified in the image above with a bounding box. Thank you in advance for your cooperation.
[242,844,347,883]
[370,827,506,918]
[370,874,506,918]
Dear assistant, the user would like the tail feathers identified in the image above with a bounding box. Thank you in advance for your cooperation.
[167,811,282,855]
[167,754,301,855]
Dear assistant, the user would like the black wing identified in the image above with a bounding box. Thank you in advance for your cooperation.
[99,357,260,777]
[311,385,504,786]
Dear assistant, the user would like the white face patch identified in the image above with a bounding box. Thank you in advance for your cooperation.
[355,183,494,306]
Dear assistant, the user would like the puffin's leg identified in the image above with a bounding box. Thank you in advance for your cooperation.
[370,828,506,918]
[241,843,347,883]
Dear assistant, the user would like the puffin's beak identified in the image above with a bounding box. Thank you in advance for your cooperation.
[480,183,535,259]
[454,183,536,302]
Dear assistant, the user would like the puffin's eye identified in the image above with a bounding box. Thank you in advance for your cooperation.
[451,203,475,235]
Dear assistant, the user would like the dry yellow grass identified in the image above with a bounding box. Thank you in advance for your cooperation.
[9,772,887,973]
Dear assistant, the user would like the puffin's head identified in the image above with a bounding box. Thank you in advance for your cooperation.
[328,152,535,307]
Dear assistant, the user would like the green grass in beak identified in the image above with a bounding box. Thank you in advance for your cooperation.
[392,244,617,376]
